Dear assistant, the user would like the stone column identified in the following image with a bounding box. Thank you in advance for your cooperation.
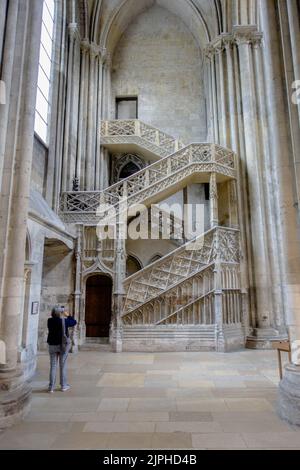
[233,26,275,339]
[286,0,300,128]
[95,53,104,190]
[205,47,219,143]
[223,34,251,334]
[61,23,78,192]
[18,267,32,355]
[0,0,43,427]
[229,180,239,229]
[203,47,214,143]
[209,172,219,228]
[102,53,112,120]
[72,226,82,353]
[0,0,18,193]
[51,3,68,212]
[258,0,300,425]
[215,39,227,147]
[252,35,285,333]
[214,230,224,351]
[85,43,100,191]
[111,224,126,353]
[76,40,89,190]
[0,0,8,61]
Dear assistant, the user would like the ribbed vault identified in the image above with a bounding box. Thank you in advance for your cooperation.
[77,0,260,49]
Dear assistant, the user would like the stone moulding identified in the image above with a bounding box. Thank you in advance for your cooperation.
[203,25,263,58]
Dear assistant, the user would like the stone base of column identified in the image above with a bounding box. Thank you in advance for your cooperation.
[216,324,245,352]
[18,346,37,382]
[70,327,79,354]
[277,363,300,426]
[110,329,123,353]
[246,327,288,349]
[0,369,31,428]
[77,321,86,347]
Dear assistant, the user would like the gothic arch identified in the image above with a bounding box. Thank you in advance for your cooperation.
[75,0,260,46]
[148,253,162,265]
[112,154,145,183]
[126,254,143,277]
[25,231,32,262]
[97,0,219,54]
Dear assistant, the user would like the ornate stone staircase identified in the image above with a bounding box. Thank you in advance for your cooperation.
[101,119,185,159]
[121,226,242,351]
[60,143,236,224]
[60,119,243,351]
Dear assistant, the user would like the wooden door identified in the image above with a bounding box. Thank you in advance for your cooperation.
[85,275,112,337]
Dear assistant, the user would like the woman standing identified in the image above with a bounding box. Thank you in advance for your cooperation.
[47,306,77,392]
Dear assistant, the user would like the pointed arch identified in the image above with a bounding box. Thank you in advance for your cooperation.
[97,0,220,55]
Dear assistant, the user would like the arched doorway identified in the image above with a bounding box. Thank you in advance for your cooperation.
[119,161,140,179]
[85,275,112,338]
[126,255,142,277]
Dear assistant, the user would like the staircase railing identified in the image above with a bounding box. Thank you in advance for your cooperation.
[123,226,240,314]
[101,119,185,157]
[122,264,215,325]
[60,143,236,223]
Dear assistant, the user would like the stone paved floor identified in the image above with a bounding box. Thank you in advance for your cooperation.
[1,349,300,449]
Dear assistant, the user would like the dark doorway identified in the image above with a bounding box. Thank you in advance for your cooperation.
[85,275,112,337]
[119,162,140,179]
[116,97,138,119]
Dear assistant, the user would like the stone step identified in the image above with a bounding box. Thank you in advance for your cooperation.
[85,337,109,344]
[79,343,112,352]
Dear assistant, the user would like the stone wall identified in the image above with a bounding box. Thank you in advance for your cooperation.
[31,135,48,195]
[111,4,207,143]
[126,238,180,268]
[38,242,74,350]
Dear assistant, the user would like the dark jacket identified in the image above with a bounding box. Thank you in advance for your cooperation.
[47,316,77,346]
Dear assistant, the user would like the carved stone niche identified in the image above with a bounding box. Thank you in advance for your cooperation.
[111,153,146,184]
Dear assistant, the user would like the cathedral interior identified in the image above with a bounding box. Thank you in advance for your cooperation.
[0,0,300,449]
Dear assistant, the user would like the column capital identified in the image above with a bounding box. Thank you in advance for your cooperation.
[80,38,90,53]
[204,27,263,55]
[90,42,101,58]
[215,40,225,55]
[68,23,80,42]
[203,44,214,60]
[232,25,263,46]
[80,40,102,58]
[221,33,234,50]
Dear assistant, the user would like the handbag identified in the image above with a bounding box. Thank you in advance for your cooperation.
[61,317,71,352]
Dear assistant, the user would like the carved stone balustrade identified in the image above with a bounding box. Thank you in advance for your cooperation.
[100,119,185,158]
[122,226,240,318]
[60,143,236,224]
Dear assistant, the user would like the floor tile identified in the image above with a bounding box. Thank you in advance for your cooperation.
[242,432,300,449]
[192,432,247,449]
[1,349,299,450]
[151,432,192,449]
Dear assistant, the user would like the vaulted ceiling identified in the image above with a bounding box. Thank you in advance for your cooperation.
[76,0,259,51]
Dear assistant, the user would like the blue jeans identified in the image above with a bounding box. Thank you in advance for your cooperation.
[48,345,69,390]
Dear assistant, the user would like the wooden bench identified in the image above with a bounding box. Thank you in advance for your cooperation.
[272,340,291,379]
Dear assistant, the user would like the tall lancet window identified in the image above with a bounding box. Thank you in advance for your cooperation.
[34,0,55,144]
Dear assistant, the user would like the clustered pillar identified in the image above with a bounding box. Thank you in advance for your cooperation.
[0,0,43,427]
[204,25,287,347]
